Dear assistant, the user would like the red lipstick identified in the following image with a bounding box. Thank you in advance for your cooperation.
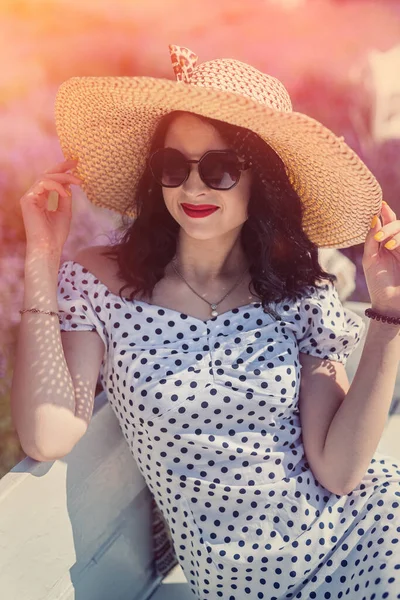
[181,203,219,218]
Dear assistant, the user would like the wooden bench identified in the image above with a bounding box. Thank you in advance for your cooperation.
[0,302,399,599]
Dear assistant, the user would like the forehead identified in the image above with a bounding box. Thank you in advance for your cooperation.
[164,113,229,155]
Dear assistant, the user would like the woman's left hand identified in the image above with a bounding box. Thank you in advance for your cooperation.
[363,201,400,317]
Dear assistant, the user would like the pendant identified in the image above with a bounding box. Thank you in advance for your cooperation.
[210,304,218,317]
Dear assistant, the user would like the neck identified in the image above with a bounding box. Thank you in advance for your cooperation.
[173,228,249,285]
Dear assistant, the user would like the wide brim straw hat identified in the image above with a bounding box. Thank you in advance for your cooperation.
[54,44,382,249]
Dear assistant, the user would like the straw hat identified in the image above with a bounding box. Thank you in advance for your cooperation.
[54,44,382,249]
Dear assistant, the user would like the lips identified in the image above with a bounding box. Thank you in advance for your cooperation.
[181,203,220,218]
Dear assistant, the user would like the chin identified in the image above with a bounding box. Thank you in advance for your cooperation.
[180,220,247,242]
[179,224,223,241]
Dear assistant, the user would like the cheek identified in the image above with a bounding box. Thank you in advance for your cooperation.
[162,189,179,216]
[216,186,250,229]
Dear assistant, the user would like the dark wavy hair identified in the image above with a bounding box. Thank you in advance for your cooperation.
[101,110,336,319]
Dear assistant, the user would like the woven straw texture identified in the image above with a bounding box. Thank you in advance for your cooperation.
[54,46,382,249]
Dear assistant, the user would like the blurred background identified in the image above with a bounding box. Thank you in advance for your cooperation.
[1,0,400,476]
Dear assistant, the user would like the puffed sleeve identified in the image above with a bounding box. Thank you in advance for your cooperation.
[57,260,108,349]
[296,280,366,365]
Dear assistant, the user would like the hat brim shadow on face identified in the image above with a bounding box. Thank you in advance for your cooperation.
[55,76,382,249]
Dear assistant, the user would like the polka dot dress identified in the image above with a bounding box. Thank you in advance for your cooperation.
[57,260,400,599]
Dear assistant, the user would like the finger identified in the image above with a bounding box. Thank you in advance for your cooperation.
[26,179,70,199]
[41,178,72,197]
[372,218,400,245]
[379,200,397,227]
[382,233,400,251]
[44,159,78,175]
[23,182,45,199]
[363,212,382,262]
[24,185,72,213]
[43,190,72,213]
[47,190,59,212]
[43,173,83,185]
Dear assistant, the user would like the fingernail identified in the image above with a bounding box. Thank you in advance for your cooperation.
[382,200,388,205]
[374,231,384,241]
[47,190,59,211]
[370,215,378,228]
[384,239,397,250]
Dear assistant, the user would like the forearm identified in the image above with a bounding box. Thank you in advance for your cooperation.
[323,319,400,495]
[10,248,77,460]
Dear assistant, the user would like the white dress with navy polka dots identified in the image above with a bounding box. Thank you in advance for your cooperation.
[57,260,400,600]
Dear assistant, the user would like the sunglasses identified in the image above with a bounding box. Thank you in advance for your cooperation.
[148,147,251,190]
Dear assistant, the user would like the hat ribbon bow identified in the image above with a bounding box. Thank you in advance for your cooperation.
[169,44,198,83]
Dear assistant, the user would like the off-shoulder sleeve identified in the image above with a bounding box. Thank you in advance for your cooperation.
[57,260,108,349]
[296,280,366,365]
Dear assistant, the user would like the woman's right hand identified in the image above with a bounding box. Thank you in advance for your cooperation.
[20,159,83,255]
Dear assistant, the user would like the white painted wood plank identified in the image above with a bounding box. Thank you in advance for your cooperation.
[149,563,191,600]
[0,395,157,600]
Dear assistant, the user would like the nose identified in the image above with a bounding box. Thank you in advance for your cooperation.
[181,162,208,196]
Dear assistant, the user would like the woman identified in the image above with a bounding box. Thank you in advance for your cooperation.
[12,45,400,599]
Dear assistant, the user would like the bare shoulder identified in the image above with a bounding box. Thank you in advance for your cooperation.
[73,244,121,293]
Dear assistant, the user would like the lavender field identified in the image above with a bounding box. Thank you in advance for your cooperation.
[1,0,399,476]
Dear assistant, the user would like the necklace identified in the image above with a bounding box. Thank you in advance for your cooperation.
[171,259,249,317]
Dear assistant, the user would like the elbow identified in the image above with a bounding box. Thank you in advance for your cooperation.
[14,409,87,462]
[328,486,350,497]
[310,456,361,497]
[20,440,69,462]
[17,430,75,462]
[25,449,57,463]
[326,479,359,497]
[312,468,356,497]
[334,482,359,497]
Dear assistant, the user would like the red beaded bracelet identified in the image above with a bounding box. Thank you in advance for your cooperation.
[365,308,400,325]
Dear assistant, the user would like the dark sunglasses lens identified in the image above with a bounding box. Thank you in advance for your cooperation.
[150,149,187,187]
[200,152,241,189]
